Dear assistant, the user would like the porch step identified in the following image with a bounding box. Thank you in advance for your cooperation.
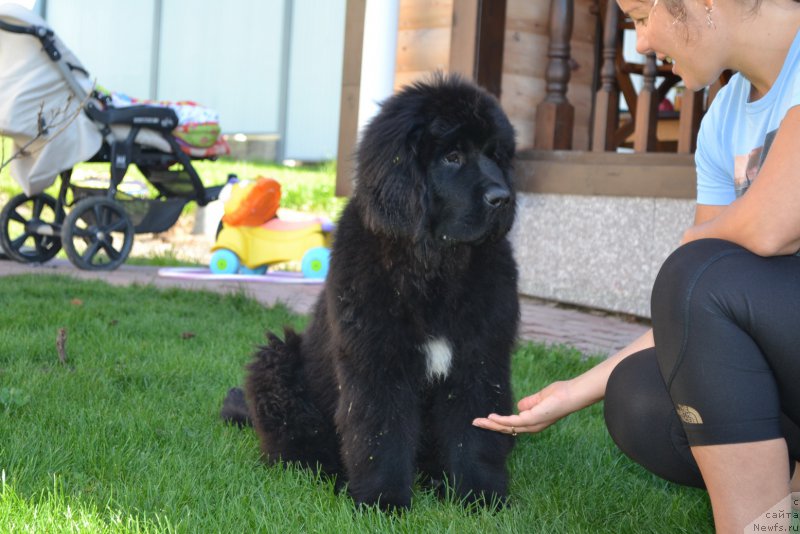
[516,150,696,199]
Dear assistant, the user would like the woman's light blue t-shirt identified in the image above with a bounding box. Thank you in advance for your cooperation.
[695,29,800,205]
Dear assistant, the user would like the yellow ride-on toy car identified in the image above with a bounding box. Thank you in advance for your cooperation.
[209,177,333,279]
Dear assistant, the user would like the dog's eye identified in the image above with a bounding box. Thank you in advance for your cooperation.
[482,143,500,163]
[443,151,462,165]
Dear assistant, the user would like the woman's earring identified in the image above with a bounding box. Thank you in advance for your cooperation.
[705,3,716,29]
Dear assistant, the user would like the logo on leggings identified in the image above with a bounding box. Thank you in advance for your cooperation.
[676,404,704,424]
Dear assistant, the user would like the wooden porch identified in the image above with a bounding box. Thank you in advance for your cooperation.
[335,0,727,201]
[333,0,725,317]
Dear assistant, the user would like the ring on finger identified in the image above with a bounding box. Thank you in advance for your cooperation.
[511,426,517,437]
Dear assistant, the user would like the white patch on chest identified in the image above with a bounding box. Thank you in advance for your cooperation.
[422,337,453,382]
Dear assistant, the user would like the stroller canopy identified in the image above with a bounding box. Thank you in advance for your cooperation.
[0,3,102,196]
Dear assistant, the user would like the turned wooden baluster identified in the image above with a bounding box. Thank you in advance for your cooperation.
[633,52,658,152]
[592,0,620,152]
[534,0,574,150]
[674,70,731,152]
[677,89,704,153]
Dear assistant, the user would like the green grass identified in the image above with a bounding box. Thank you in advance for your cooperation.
[0,275,713,533]
[124,252,205,268]
[190,158,345,218]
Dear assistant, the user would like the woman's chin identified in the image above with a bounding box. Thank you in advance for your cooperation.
[681,79,706,93]
[679,69,727,93]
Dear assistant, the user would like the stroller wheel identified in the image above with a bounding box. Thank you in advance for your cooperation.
[62,197,134,271]
[0,193,63,264]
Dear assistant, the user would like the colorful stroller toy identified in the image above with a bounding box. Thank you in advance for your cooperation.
[0,5,227,270]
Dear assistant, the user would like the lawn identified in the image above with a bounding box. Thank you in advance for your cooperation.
[0,274,713,533]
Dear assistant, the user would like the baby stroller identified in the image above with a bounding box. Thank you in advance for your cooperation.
[0,4,226,270]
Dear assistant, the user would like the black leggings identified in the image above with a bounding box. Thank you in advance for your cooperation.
[604,239,800,488]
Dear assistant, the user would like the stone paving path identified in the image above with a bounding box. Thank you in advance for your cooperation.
[0,259,649,357]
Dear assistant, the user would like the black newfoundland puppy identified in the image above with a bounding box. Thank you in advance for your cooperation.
[222,74,519,511]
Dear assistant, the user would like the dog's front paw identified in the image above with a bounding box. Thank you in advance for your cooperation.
[219,387,252,428]
[434,478,509,511]
[350,486,411,513]
[461,489,509,512]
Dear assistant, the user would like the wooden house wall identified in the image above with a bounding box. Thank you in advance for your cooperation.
[394,0,453,89]
[394,0,599,150]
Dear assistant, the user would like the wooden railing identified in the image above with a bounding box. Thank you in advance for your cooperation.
[533,0,574,150]
[535,0,727,154]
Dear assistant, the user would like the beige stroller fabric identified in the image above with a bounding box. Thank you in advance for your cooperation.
[0,3,102,197]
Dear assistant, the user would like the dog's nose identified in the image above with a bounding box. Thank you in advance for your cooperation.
[483,185,510,208]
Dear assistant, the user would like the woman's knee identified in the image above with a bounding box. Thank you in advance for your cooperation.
[651,239,747,370]
[605,349,664,451]
[605,349,705,488]
[652,239,743,318]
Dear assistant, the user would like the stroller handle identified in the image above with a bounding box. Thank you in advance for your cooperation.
[0,18,61,61]
[0,18,37,35]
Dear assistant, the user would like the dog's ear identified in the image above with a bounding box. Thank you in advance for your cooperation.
[353,103,431,240]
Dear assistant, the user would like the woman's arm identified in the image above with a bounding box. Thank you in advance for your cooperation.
[693,204,726,226]
[683,106,800,256]
[546,328,655,412]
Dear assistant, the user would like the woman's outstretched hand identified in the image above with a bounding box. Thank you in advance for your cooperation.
[472,380,577,435]
[474,330,655,436]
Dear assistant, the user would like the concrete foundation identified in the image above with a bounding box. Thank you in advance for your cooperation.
[510,193,695,318]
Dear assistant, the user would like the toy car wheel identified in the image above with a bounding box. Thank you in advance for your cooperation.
[209,248,241,274]
[62,196,134,271]
[301,247,330,279]
[238,265,268,275]
[0,193,63,264]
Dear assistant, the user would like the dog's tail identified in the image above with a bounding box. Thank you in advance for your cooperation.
[241,328,342,475]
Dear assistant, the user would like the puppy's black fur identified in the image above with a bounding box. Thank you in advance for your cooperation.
[223,74,519,511]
